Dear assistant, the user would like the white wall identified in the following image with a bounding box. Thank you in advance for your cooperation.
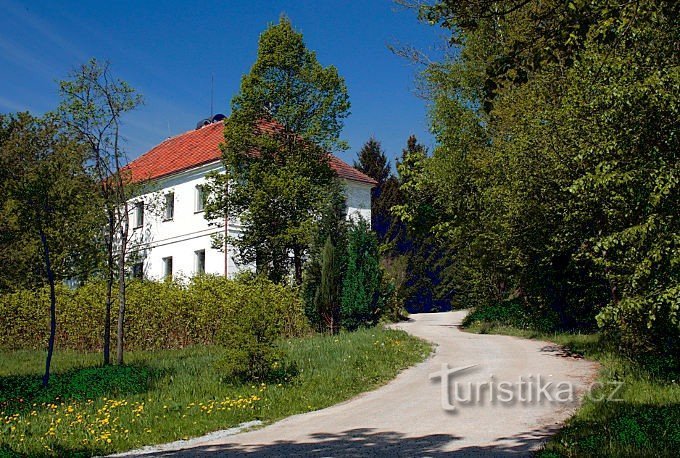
[343,180,373,223]
[128,161,373,280]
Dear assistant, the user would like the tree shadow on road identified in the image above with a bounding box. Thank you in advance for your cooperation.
[137,425,560,457]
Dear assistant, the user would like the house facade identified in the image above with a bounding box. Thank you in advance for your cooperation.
[124,119,375,280]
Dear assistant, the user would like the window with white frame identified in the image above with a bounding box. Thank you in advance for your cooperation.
[164,192,174,220]
[134,201,144,228]
[162,256,173,280]
[195,185,206,212]
[195,249,205,275]
[132,262,144,279]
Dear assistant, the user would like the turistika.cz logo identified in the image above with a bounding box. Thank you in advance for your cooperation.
[429,364,623,411]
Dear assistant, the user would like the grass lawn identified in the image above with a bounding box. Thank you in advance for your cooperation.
[464,322,680,457]
[0,327,431,457]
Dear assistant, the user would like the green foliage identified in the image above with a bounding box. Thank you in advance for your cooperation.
[390,135,454,313]
[378,276,408,324]
[216,276,299,382]
[462,300,559,333]
[354,137,390,186]
[341,219,383,329]
[0,113,102,292]
[302,190,348,331]
[354,137,404,247]
[406,0,679,355]
[314,237,342,332]
[205,17,350,284]
[0,276,307,352]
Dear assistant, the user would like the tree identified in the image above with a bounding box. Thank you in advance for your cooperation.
[354,138,402,244]
[302,185,347,331]
[392,135,454,312]
[206,16,350,285]
[0,113,99,386]
[403,0,679,355]
[354,137,390,186]
[341,218,382,330]
[317,237,342,333]
[58,58,143,365]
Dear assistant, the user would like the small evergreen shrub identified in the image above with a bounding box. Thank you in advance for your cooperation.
[341,219,383,330]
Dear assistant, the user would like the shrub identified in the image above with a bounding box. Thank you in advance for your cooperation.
[216,276,299,382]
[379,276,408,323]
[462,299,559,332]
[0,275,307,352]
[302,192,348,333]
[597,289,680,364]
[379,255,409,322]
[341,219,383,330]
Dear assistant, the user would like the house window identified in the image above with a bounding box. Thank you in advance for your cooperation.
[132,262,144,279]
[195,249,205,275]
[195,185,206,212]
[134,201,144,228]
[162,256,173,280]
[164,192,174,220]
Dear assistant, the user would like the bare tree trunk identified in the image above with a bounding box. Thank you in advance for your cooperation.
[38,226,56,387]
[293,246,303,286]
[224,214,229,277]
[116,249,126,365]
[113,118,129,367]
[116,202,129,366]
[103,209,115,365]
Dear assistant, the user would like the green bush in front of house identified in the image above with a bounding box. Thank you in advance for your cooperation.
[216,276,299,382]
[0,275,308,352]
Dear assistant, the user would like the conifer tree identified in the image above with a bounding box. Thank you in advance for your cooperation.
[317,237,341,333]
[354,137,401,243]
[341,219,382,329]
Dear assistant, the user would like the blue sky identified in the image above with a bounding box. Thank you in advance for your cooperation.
[0,0,444,166]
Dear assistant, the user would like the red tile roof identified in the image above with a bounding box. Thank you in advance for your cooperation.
[125,121,377,186]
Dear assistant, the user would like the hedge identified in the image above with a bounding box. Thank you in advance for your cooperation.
[0,275,307,351]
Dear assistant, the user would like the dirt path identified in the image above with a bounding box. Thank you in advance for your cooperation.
[123,311,598,456]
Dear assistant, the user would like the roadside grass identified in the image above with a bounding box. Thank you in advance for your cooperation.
[0,327,431,457]
[463,320,680,457]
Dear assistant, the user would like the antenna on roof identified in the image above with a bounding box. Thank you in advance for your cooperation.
[210,73,214,118]
[264,101,274,116]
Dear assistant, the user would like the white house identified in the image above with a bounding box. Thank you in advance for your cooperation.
[124,118,376,280]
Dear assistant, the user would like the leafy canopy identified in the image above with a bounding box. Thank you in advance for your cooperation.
[206,16,350,284]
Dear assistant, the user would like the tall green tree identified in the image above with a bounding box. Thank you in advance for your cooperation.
[354,137,390,185]
[354,137,402,244]
[0,113,100,386]
[393,135,454,312]
[206,16,350,285]
[404,0,678,354]
[341,218,382,330]
[58,58,143,365]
